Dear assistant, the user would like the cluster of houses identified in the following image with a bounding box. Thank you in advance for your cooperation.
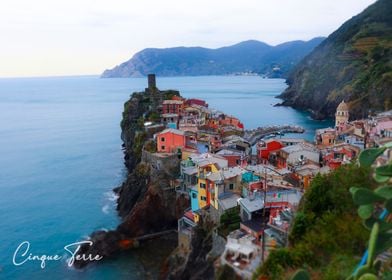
[141,76,392,279]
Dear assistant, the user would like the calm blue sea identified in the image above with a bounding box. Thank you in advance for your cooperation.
[0,75,332,279]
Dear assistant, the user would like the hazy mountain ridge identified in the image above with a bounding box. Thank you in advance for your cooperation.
[278,0,392,119]
[101,38,324,78]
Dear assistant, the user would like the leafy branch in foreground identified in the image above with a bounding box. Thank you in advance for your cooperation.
[348,144,392,280]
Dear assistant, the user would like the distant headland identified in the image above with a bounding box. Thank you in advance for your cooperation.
[101,38,324,79]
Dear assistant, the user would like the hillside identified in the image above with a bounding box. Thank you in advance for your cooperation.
[101,38,324,78]
[278,0,392,120]
[254,165,373,279]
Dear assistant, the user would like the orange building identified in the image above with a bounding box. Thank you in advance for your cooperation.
[219,115,244,130]
[156,128,186,153]
[316,128,336,146]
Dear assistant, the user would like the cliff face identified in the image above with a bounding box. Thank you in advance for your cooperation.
[162,218,215,280]
[101,38,324,78]
[74,90,188,269]
[278,0,392,120]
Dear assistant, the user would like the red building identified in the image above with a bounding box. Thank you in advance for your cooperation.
[323,146,357,169]
[185,98,208,108]
[257,140,283,164]
[216,148,248,167]
[162,99,184,115]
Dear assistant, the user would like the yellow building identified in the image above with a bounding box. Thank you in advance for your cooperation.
[197,162,220,209]
[191,153,228,209]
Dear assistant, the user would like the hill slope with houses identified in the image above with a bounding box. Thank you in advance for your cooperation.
[73,75,392,279]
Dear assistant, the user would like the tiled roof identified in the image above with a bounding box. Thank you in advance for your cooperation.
[189,153,228,169]
[163,100,183,105]
[281,143,318,154]
[157,128,185,136]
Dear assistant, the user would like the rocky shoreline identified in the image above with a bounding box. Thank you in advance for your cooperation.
[73,84,208,279]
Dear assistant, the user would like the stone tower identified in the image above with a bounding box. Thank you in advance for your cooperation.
[335,100,349,128]
[147,74,156,90]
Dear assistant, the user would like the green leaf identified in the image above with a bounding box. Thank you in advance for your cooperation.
[367,222,379,267]
[354,266,373,280]
[375,164,392,177]
[374,173,390,183]
[358,274,378,280]
[374,185,392,199]
[350,187,360,194]
[290,269,310,280]
[358,204,374,219]
[386,198,392,212]
[352,188,385,205]
[383,141,392,148]
[359,147,386,167]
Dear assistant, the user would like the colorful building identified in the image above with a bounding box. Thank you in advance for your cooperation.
[190,153,228,209]
[185,98,208,108]
[156,128,185,153]
[162,99,184,115]
[335,100,349,131]
[316,128,336,147]
[257,139,284,164]
[219,115,244,130]
[216,148,248,167]
[277,143,320,169]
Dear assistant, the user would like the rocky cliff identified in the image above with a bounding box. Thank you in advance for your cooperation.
[278,0,392,120]
[101,38,324,78]
[74,89,188,269]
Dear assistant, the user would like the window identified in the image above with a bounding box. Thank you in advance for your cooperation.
[161,145,165,150]
[200,183,206,189]
[236,159,240,165]
[161,137,165,142]
[201,196,207,201]
[229,183,234,190]
[192,193,197,199]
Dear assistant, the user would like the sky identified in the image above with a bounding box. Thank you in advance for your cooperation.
[0,0,377,77]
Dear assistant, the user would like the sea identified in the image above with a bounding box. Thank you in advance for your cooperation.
[0,75,333,279]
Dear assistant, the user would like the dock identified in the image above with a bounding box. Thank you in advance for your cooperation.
[243,125,305,145]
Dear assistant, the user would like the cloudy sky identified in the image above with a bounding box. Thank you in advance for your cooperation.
[0,0,376,77]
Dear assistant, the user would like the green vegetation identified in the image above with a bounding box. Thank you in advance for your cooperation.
[218,206,241,237]
[348,145,392,280]
[253,165,374,279]
[216,265,238,280]
[281,0,392,119]
[147,112,160,122]
[163,90,181,100]
[144,139,157,153]
[101,39,324,79]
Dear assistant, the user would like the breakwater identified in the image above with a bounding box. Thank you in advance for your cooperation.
[244,125,305,145]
